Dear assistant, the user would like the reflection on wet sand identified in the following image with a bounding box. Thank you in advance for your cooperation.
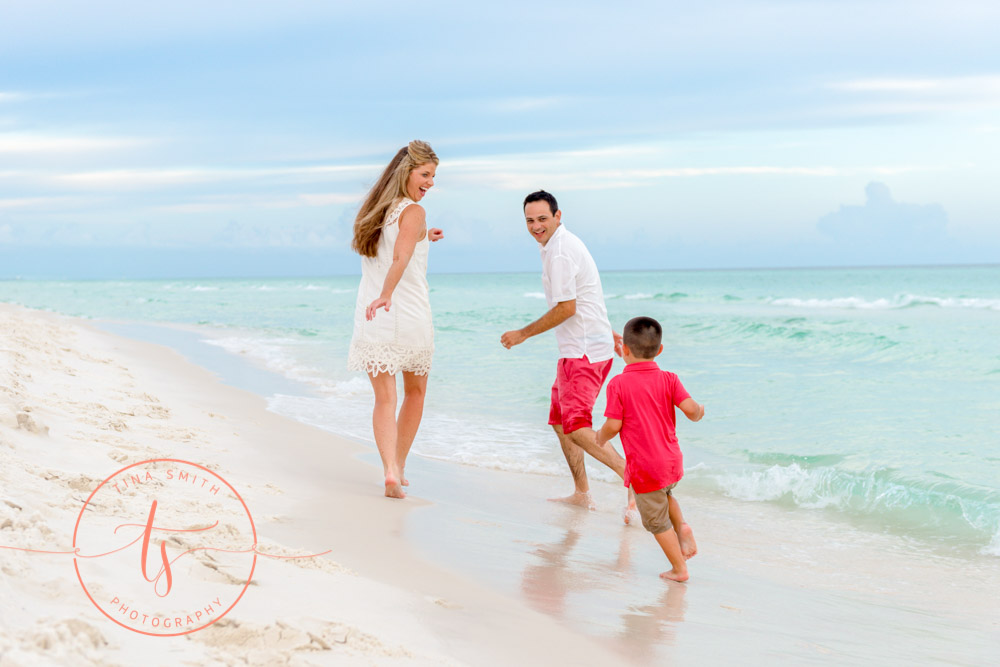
[618,584,688,662]
[519,517,687,661]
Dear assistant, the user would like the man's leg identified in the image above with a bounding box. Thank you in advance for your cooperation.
[566,428,639,522]
[548,424,595,509]
[567,427,625,479]
[561,357,637,519]
[548,361,594,508]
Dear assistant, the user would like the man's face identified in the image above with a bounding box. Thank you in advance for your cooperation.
[524,201,561,245]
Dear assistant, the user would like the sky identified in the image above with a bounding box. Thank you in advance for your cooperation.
[1,0,999,278]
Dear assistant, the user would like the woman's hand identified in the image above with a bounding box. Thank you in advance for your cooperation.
[428,227,444,242]
[366,296,391,321]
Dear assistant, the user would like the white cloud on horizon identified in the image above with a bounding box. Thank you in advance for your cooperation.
[817,181,948,258]
[211,220,340,248]
[0,217,344,249]
[155,192,362,213]
[0,197,54,209]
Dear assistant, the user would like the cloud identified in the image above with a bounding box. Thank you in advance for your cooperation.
[0,132,145,154]
[0,196,56,209]
[483,96,572,113]
[817,182,948,259]
[50,163,378,191]
[0,92,27,104]
[0,217,343,249]
[443,145,939,191]
[828,75,1000,115]
[830,75,1000,95]
[211,221,340,248]
[297,192,363,206]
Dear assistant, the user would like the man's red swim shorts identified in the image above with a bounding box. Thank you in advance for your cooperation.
[548,356,613,434]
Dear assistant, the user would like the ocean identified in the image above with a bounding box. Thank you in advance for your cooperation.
[2,265,998,561]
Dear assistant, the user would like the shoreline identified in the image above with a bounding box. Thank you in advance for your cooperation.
[2,302,998,664]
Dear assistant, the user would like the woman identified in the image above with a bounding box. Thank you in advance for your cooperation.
[347,140,442,498]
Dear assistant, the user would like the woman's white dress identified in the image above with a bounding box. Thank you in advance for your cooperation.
[347,197,433,376]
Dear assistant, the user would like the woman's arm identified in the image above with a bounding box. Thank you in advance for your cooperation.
[365,205,426,320]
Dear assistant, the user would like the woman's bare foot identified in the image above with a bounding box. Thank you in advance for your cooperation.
[660,569,689,583]
[547,491,596,510]
[384,474,406,499]
[679,523,698,559]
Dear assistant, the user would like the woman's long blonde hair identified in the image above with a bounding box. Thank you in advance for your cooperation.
[351,140,438,258]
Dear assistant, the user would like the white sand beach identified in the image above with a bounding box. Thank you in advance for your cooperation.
[0,303,624,666]
[2,302,998,666]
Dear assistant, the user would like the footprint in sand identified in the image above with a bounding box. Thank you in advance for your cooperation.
[193,618,412,660]
[17,618,109,659]
[16,412,48,435]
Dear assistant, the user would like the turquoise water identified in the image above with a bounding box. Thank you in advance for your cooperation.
[2,266,998,556]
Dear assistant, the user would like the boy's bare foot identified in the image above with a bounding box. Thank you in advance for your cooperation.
[623,502,640,526]
[548,491,596,510]
[659,569,689,583]
[679,523,698,559]
[384,474,406,499]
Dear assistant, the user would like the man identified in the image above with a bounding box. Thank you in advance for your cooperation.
[501,190,634,516]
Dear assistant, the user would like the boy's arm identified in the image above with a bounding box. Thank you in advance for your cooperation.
[597,418,623,446]
[678,398,705,422]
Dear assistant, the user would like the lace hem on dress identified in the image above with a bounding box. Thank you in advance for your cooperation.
[347,339,433,376]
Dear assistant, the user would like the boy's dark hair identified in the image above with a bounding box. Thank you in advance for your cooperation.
[623,316,662,359]
[523,190,558,215]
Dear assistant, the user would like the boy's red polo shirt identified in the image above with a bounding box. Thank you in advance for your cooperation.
[604,361,690,493]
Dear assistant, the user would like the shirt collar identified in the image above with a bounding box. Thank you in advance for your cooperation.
[624,360,660,372]
[540,224,565,252]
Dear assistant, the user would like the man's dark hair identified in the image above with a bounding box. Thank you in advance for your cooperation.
[623,316,663,359]
[523,190,558,215]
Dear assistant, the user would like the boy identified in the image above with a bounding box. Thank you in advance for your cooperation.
[596,316,704,582]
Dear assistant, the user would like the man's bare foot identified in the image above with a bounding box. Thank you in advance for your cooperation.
[384,474,406,499]
[623,502,640,526]
[659,569,689,582]
[679,523,698,559]
[400,472,409,487]
[547,491,596,511]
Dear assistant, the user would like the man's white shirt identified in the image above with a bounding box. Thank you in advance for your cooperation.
[540,225,614,362]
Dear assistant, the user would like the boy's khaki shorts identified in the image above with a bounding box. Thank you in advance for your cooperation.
[633,483,677,535]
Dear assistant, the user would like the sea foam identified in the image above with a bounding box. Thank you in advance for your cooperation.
[769,294,1000,311]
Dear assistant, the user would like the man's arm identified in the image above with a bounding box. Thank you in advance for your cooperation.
[500,299,576,349]
[678,398,705,422]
